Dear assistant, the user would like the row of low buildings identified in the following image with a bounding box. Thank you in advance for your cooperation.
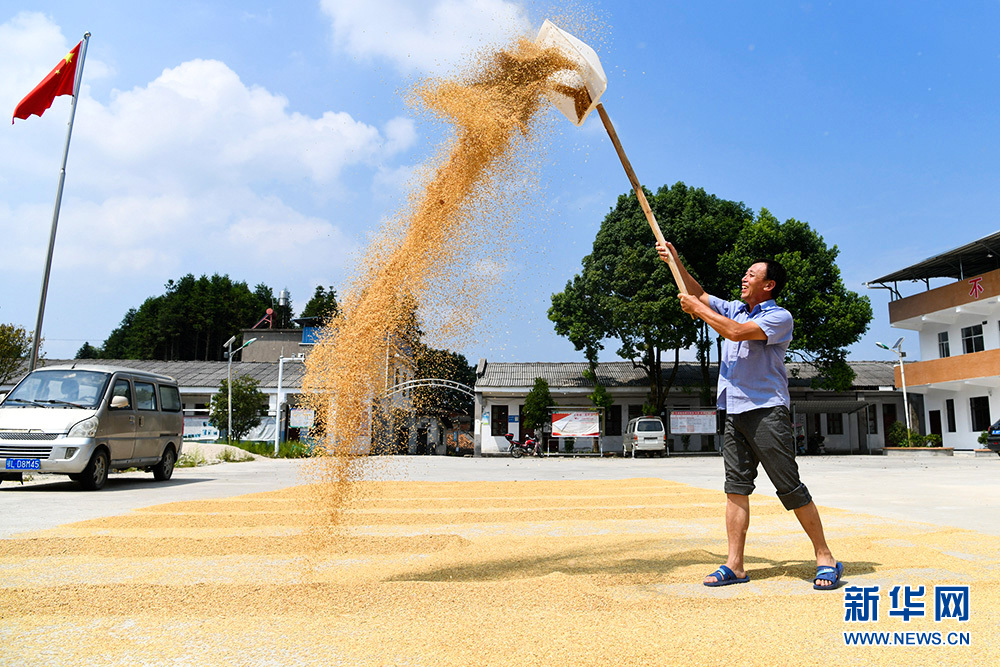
[3,354,907,456]
[472,359,904,455]
[7,231,999,455]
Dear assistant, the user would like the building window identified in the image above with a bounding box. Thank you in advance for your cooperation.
[628,405,643,422]
[945,399,956,432]
[491,404,509,437]
[937,331,950,358]
[961,324,985,354]
[970,396,991,432]
[928,410,942,436]
[867,406,878,434]
[606,404,622,436]
[827,412,844,435]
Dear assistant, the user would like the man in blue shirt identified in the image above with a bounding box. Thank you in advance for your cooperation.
[657,241,842,590]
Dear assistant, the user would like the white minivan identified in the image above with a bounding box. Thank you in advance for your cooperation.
[0,364,184,490]
[624,416,667,457]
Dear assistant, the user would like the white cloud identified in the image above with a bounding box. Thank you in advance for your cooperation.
[76,59,414,191]
[0,12,74,106]
[319,0,530,75]
[0,12,407,354]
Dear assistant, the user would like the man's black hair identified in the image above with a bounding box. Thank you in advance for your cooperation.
[751,258,787,299]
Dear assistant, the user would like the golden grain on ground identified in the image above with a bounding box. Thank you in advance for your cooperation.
[1,477,997,666]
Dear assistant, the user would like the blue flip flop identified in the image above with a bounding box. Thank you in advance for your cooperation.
[813,561,844,590]
[704,565,750,587]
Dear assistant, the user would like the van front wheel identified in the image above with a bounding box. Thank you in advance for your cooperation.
[153,446,176,481]
[79,449,109,490]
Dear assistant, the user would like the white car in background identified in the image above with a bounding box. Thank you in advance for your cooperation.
[624,416,667,457]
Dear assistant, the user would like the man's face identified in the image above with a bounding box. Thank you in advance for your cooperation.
[741,262,775,303]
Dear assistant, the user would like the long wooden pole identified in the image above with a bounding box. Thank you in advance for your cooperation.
[595,103,688,296]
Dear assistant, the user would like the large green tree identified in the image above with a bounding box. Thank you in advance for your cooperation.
[99,274,284,361]
[209,374,268,442]
[718,208,872,388]
[550,184,753,414]
[550,182,872,412]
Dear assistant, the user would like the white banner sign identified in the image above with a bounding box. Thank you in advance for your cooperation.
[670,410,717,435]
[551,411,600,437]
[183,417,219,441]
[290,408,315,429]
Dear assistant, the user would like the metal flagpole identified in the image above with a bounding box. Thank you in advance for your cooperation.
[29,32,91,372]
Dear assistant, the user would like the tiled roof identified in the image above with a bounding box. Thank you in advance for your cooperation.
[10,357,898,394]
[476,359,898,391]
[30,359,306,390]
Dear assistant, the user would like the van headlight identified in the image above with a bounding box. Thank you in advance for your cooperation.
[68,416,99,438]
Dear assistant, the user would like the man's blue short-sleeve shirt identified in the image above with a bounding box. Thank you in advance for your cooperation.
[709,296,793,414]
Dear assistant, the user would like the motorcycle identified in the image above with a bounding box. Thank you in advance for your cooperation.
[504,432,542,458]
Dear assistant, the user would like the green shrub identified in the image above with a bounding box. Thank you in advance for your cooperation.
[229,440,314,459]
[218,447,255,463]
[922,434,940,447]
[177,449,207,467]
[886,422,942,447]
[886,421,908,446]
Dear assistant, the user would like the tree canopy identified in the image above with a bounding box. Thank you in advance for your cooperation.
[209,374,268,442]
[98,274,286,361]
[299,286,340,325]
[411,346,476,424]
[0,323,33,385]
[717,208,873,388]
[75,342,100,359]
[522,378,554,433]
[549,182,872,412]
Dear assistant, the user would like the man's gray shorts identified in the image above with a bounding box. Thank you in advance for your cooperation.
[723,405,812,511]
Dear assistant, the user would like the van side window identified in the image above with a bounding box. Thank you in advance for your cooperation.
[159,385,181,412]
[135,382,157,411]
[110,379,132,409]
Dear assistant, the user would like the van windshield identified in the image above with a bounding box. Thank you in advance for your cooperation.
[2,369,111,410]
[637,421,663,432]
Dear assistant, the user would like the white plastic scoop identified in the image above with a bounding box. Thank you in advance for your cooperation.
[536,20,688,295]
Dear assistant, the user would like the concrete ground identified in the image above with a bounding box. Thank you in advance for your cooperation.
[4,452,999,538]
[2,453,998,666]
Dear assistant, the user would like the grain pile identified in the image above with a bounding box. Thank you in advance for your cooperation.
[298,38,576,524]
[1,476,997,666]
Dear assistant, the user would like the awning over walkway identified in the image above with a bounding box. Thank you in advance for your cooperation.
[791,400,871,414]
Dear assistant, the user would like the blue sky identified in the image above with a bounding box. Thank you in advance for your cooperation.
[2,1,998,365]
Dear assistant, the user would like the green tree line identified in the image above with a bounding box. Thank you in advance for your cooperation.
[79,275,339,361]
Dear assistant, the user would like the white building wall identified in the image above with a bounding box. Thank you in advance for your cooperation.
[908,299,999,450]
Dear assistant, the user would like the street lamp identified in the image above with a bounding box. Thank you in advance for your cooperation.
[224,335,257,445]
[876,337,911,436]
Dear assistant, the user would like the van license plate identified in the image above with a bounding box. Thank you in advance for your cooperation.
[5,459,40,470]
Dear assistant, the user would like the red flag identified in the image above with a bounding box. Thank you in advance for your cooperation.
[12,41,82,123]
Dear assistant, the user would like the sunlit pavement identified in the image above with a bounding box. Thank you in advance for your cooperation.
[2,454,997,665]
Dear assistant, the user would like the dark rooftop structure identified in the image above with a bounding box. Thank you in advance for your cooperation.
[866,230,1000,297]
